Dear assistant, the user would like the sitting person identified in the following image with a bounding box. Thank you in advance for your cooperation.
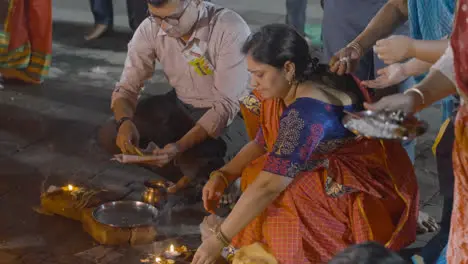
[191,24,419,264]
[98,0,251,193]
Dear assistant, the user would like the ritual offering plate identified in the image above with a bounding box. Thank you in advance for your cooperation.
[93,201,159,228]
[342,110,428,140]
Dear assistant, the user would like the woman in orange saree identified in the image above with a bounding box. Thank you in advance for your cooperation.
[192,24,418,264]
[0,0,52,84]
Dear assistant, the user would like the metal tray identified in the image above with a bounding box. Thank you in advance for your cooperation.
[342,110,428,140]
[92,201,159,228]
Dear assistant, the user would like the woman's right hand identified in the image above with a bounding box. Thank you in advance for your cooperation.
[202,175,228,213]
[361,63,408,89]
[116,120,140,154]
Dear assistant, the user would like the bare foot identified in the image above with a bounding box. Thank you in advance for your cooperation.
[417,210,439,234]
[84,24,109,41]
[167,176,192,194]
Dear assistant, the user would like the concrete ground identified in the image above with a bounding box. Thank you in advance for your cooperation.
[0,0,445,263]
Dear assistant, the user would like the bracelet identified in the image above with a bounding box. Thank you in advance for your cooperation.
[115,116,132,131]
[347,42,364,58]
[216,226,231,247]
[404,87,425,105]
[209,171,229,188]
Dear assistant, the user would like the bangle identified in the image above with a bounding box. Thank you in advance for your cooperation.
[209,171,229,188]
[216,226,231,247]
[347,42,364,58]
[404,87,425,105]
[115,116,132,131]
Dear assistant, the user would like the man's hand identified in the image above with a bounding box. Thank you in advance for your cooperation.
[329,46,362,75]
[361,63,408,89]
[150,143,181,167]
[374,35,415,64]
[116,120,140,154]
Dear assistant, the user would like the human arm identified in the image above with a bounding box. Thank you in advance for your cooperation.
[111,20,157,120]
[361,59,432,89]
[365,45,457,113]
[329,0,409,75]
[218,139,267,183]
[373,36,449,65]
[110,20,157,154]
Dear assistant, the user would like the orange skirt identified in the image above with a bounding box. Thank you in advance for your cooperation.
[447,104,468,264]
[0,0,52,83]
[232,139,419,263]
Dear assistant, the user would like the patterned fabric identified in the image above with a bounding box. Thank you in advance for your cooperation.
[260,98,356,178]
[447,104,468,264]
[408,0,456,119]
[235,92,419,263]
[452,0,468,100]
[0,0,52,84]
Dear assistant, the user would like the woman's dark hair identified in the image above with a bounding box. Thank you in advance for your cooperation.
[147,0,170,7]
[328,242,409,264]
[242,24,365,105]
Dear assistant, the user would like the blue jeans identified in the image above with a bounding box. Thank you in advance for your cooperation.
[285,0,307,35]
[90,0,113,26]
[89,0,148,31]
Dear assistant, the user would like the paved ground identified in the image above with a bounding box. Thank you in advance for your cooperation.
[0,0,445,263]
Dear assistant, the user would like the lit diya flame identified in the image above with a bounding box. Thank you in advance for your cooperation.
[67,184,74,191]
[155,257,162,263]
[164,244,181,258]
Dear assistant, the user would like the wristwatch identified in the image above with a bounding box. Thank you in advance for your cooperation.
[115,116,132,131]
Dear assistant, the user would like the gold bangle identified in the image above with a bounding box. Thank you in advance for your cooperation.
[209,171,229,187]
[404,87,425,105]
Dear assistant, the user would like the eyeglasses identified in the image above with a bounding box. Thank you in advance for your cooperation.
[147,0,191,26]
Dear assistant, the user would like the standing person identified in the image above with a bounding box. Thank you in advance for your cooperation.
[366,0,468,260]
[0,0,52,84]
[321,0,416,162]
[86,0,149,40]
[98,0,251,194]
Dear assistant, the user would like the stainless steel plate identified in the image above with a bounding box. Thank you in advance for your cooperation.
[342,110,428,140]
[92,201,159,228]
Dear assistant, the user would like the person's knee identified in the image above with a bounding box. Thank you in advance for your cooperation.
[97,120,120,154]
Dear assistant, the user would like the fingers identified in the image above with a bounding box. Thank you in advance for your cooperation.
[329,55,340,73]
[361,77,387,89]
[364,99,388,112]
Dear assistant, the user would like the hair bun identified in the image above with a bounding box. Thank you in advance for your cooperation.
[303,56,319,76]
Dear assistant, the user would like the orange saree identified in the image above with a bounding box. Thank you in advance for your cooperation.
[233,94,419,263]
[0,0,52,84]
[446,1,468,262]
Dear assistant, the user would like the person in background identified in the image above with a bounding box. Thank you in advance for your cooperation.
[98,0,250,194]
[0,0,52,84]
[85,0,149,40]
[285,0,311,45]
[192,24,418,264]
[366,0,468,260]
[328,242,408,264]
[328,0,455,237]
[361,37,457,264]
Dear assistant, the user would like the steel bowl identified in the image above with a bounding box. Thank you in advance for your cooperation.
[342,110,428,140]
[92,201,159,228]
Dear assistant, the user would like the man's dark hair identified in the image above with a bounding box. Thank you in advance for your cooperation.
[147,0,171,7]
[328,242,409,264]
